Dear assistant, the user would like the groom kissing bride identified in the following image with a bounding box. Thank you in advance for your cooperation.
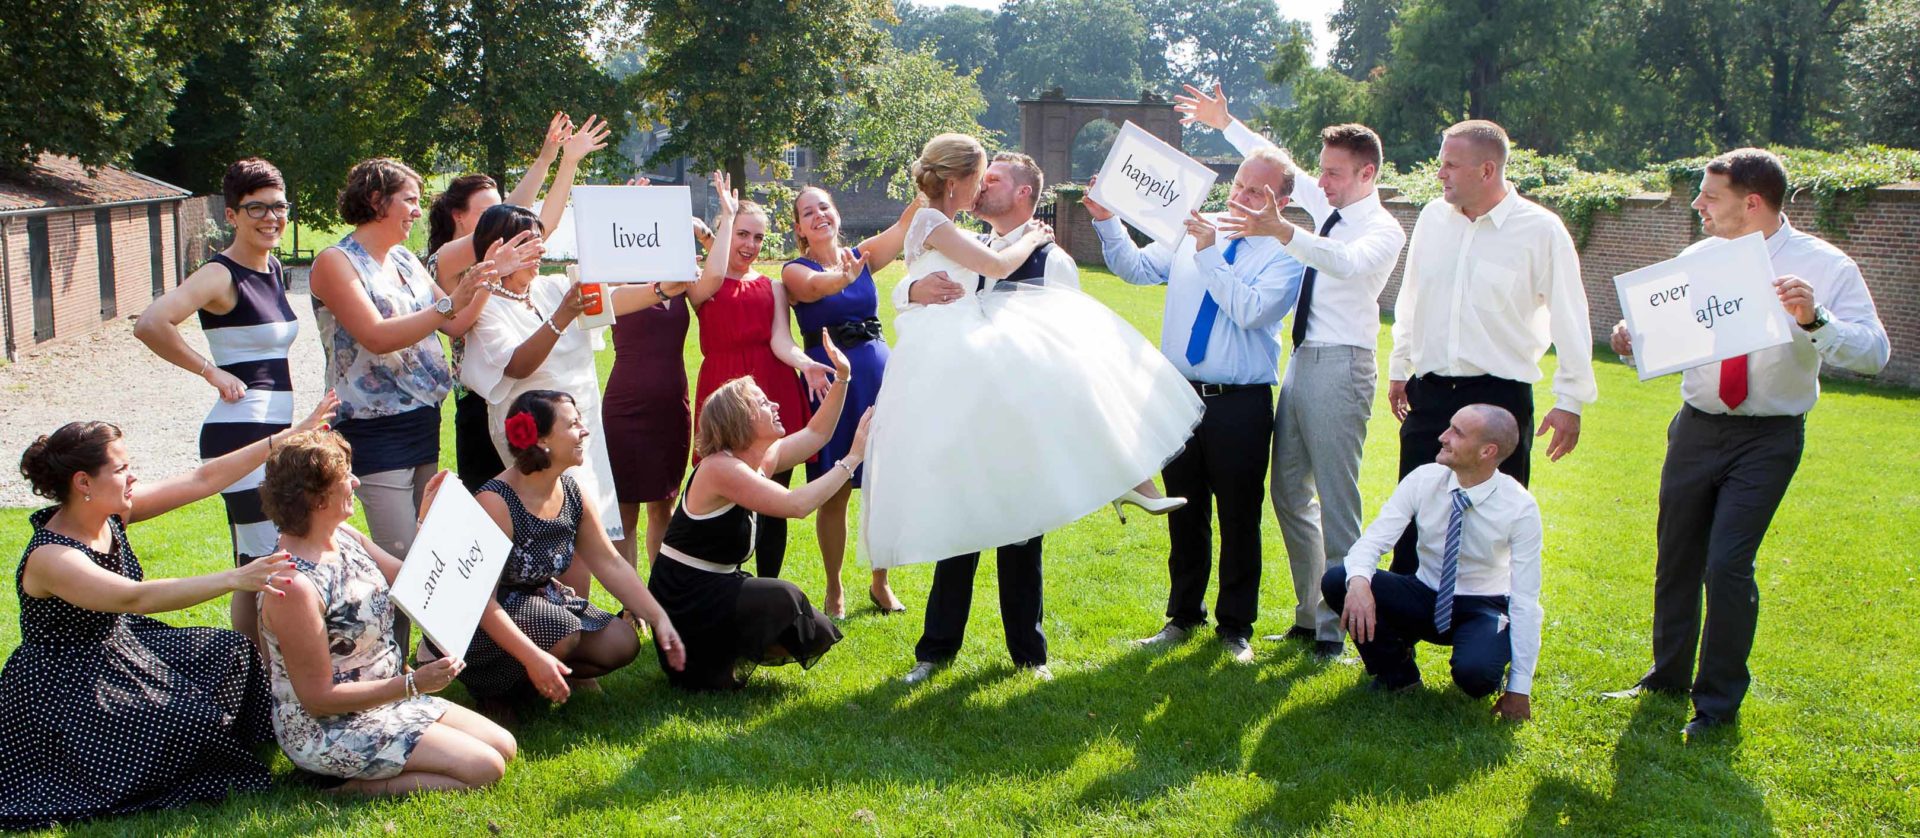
[856,134,1201,685]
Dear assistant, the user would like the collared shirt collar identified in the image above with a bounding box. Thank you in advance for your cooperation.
[1482,182,1522,228]
[989,219,1032,245]
[1445,468,1504,508]
[1765,214,1795,258]
[1337,188,1387,219]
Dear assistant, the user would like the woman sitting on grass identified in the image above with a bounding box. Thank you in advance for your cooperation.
[256,431,517,794]
[455,389,687,716]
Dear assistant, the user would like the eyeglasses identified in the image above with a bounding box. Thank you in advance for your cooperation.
[238,202,293,220]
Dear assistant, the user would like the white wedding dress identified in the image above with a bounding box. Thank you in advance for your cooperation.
[858,208,1203,568]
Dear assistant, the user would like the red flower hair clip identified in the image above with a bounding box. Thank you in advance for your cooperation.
[504,412,539,450]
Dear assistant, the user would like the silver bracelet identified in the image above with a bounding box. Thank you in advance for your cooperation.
[545,317,565,337]
[404,671,417,698]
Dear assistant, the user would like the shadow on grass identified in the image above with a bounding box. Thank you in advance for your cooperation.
[1519,694,1771,834]
[553,637,1519,831]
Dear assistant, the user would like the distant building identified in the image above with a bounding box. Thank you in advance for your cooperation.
[0,155,196,360]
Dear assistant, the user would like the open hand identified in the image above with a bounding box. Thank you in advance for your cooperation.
[542,111,573,154]
[821,328,852,381]
[1775,275,1818,326]
[835,247,868,291]
[526,650,573,703]
[1184,211,1218,251]
[908,271,966,306]
[1222,186,1289,240]
[802,363,833,403]
[653,618,687,672]
[295,390,340,433]
[1536,408,1581,461]
[561,114,610,160]
[711,171,739,217]
[232,551,297,596]
[1173,82,1232,130]
[1340,578,1378,643]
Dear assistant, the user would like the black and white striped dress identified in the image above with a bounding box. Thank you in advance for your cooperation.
[196,253,299,562]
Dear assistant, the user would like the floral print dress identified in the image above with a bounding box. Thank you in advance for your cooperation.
[258,526,447,780]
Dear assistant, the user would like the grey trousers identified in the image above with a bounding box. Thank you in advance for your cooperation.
[1270,343,1376,642]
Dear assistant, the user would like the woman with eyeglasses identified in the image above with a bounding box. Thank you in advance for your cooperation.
[135,157,304,648]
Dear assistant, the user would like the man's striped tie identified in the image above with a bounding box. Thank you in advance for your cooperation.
[1436,488,1471,634]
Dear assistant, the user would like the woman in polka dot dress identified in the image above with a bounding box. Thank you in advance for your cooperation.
[1,398,334,828]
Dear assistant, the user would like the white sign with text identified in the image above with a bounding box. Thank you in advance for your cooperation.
[1089,121,1219,244]
[1613,231,1794,380]
[390,479,512,661]
[569,184,696,284]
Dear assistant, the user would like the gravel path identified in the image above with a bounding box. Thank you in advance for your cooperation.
[0,269,329,508]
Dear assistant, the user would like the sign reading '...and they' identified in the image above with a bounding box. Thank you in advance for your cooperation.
[1613,231,1795,380]
[1089,121,1219,244]
[569,184,697,284]
[390,479,511,661]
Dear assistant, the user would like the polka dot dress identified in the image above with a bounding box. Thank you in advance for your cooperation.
[455,476,616,698]
[0,508,273,829]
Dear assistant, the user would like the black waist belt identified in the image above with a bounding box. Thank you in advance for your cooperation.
[805,318,884,349]
[1681,403,1805,427]
[1188,380,1266,398]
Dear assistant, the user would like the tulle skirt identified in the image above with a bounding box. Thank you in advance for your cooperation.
[859,284,1203,569]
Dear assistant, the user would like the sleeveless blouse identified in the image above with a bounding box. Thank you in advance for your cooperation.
[313,234,454,422]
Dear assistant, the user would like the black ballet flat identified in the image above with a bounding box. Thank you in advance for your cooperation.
[869,591,907,614]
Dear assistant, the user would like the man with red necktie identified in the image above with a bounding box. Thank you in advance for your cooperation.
[1605,148,1891,741]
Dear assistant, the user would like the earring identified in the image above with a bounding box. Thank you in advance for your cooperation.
[84,493,92,502]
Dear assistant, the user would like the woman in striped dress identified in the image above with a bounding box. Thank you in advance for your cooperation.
[135,158,304,647]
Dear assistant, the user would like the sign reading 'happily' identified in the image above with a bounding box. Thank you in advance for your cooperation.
[1089,121,1218,244]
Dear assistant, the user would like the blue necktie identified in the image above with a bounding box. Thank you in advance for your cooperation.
[1435,487,1471,634]
[1184,238,1241,366]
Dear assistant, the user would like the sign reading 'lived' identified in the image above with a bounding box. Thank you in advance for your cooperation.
[1612,231,1795,380]
[569,184,697,284]
[1089,121,1218,244]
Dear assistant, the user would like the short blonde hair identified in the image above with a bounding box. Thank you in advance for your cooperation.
[696,378,764,458]
[991,151,1044,200]
[910,133,987,201]
[260,430,355,538]
[1443,119,1510,167]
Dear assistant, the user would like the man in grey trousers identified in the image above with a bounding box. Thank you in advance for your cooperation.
[1177,83,1407,658]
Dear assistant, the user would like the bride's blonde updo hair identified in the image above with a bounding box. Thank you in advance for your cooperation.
[910,133,986,201]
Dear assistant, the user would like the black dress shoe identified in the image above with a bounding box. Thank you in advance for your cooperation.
[1312,640,1344,659]
[1600,683,1685,700]
[1682,713,1736,741]
[1367,676,1420,694]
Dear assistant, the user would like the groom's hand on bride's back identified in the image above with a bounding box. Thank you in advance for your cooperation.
[908,271,966,306]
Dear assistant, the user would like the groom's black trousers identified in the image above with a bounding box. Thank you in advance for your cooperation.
[915,536,1046,667]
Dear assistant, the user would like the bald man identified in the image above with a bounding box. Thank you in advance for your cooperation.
[1323,404,1543,721]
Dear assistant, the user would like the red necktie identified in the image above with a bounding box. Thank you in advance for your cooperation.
[1719,355,1749,410]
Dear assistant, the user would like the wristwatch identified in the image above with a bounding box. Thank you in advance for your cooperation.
[1798,305,1829,332]
[434,296,456,318]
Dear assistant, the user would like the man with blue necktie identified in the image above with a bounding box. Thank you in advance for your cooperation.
[1321,404,1541,721]
[1088,146,1306,663]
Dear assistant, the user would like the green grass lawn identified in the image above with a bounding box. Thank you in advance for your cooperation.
[4,265,1918,835]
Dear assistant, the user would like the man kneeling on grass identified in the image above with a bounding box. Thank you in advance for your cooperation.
[1322,404,1541,721]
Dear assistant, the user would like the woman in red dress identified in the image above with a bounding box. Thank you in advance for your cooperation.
[687,173,829,579]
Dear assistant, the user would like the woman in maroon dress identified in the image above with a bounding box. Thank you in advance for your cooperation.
[688,172,829,580]
[604,250,697,565]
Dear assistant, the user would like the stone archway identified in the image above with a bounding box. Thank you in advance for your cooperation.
[1018,88,1183,188]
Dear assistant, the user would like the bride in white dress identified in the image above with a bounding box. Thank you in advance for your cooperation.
[859,133,1204,569]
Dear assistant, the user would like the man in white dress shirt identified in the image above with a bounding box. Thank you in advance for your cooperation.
[1603,148,1891,740]
[899,151,1079,684]
[1322,404,1540,722]
[1386,119,1596,574]
[1175,83,1408,659]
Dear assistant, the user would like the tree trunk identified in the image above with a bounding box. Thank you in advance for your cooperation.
[1468,52,1499,121]
[726,156,748,202]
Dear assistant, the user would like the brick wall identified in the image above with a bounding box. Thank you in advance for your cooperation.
[2,200,181,359]
[1062,184,1920,389]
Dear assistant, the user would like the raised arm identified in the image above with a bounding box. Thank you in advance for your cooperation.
[698,421,867,520]
[128,392,338,524]
[1086,178,1176,286]
[768,280,832,400]
[504,111,570,207]
[782,247,867,304]
[22,542,292,615]
[538,114,610,239]
[133,260,246,402]
[854,195,923,271]
[766,331,853,472]
[689,171,737,308]
[923,216,1050,279]
[309,248,486,353]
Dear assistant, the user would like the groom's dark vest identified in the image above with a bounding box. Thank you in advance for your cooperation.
[976,231,1056,291]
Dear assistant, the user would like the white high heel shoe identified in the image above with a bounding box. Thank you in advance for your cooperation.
[1112,489,1187,524]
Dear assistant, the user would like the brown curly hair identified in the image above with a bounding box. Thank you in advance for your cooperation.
[18,421,122,503]
[260,430,355,538]
[337,157,424,226]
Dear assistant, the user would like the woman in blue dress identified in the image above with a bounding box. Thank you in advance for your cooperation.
[780,188,918,617]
